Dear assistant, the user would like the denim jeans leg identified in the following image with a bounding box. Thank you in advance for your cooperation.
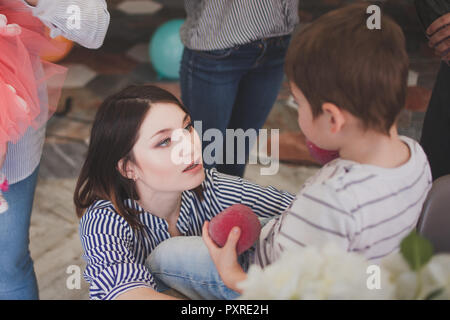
[0,166,40,300]
[146,236,250,300]
[216,37,291,177]
[180,47,243,170]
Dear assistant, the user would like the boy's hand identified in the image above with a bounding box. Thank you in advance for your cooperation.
[202,221,247,294]
[427,13,450,62]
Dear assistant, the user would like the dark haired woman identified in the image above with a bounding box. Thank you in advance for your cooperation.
[74,85,294,300]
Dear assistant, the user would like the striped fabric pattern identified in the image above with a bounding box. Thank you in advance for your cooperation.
[79,168,295,300]
[255,136,433,267]
[180,0,299,50]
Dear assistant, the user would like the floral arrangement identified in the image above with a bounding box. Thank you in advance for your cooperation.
[238,231,450,300]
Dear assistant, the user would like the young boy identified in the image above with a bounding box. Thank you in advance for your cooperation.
[147,3,432,299]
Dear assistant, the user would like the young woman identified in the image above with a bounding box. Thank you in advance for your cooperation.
[74,85,294,300]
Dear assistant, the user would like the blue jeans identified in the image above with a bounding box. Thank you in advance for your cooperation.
[146,236,253,300]
[0,167,40,300]
[180,35,291,177]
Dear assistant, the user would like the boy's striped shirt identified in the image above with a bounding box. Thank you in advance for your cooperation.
[255,136,432,267]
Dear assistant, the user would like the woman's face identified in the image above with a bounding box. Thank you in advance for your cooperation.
[127,102,205,194]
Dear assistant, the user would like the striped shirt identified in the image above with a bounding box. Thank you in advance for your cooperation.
[79,168,294,300]
[255,136,433,267]
[180,0,299,50]
[1,0,110,184]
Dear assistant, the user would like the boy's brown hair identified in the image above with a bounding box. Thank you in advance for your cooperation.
[285,2,409,134]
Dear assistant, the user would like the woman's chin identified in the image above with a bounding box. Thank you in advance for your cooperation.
[181,166,205,190]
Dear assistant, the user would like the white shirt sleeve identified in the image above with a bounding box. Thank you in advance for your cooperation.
[23,0,110,49]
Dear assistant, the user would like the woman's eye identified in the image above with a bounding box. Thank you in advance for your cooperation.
[157,137,171,147]
[184,122,193,131]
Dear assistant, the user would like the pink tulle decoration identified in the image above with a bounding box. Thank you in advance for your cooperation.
[0,178,8,192]
[0,0,67,155]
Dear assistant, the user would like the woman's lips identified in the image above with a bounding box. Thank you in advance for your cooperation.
[183,159,202,173]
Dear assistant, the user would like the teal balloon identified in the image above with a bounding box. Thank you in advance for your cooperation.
[149,19,185,80]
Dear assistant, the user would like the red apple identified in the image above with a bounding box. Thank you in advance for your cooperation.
[208,204,261,255]
[305,139,339,165]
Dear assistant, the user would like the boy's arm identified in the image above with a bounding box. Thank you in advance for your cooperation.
[202,222,247,294]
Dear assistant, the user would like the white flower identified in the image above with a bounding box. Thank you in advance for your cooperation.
[238,243,395,300]
[423,255,450,299]
[381,252,450,300]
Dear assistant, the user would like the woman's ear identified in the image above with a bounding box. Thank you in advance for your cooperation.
[322,102,346,134]
[117,158,137,181]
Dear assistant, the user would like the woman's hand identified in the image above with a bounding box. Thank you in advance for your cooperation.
[427,12,450,62]
[202,221,247,294]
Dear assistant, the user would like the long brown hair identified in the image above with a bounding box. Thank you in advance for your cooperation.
[74,85,200,230]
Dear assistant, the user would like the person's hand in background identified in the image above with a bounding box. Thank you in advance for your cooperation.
[427,12,450,62]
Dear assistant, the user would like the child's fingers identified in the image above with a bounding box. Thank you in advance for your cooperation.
[202,221,218,251]
[0,22,21,37]
[5,84,29,113]
[0,14,7,27]
[224,227,241,252]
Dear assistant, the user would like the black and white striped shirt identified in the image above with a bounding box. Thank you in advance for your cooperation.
[180,0,299,50]
[255,136,433,267]
[79,168,294,300]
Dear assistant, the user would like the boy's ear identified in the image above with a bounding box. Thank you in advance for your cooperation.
[322,102,345,134]
[117,158,137,181]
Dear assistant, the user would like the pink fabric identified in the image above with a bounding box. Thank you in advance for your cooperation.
[0,0,67,155]
[0,177,8,192]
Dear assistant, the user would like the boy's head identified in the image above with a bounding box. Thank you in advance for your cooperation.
[285,3,409,150]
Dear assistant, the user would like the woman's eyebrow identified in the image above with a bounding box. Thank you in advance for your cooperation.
[150,114,191,138]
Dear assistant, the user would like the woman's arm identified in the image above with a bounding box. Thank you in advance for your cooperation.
[208,169,295,219]
[80,208,169,300]
[24,0,110,49]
